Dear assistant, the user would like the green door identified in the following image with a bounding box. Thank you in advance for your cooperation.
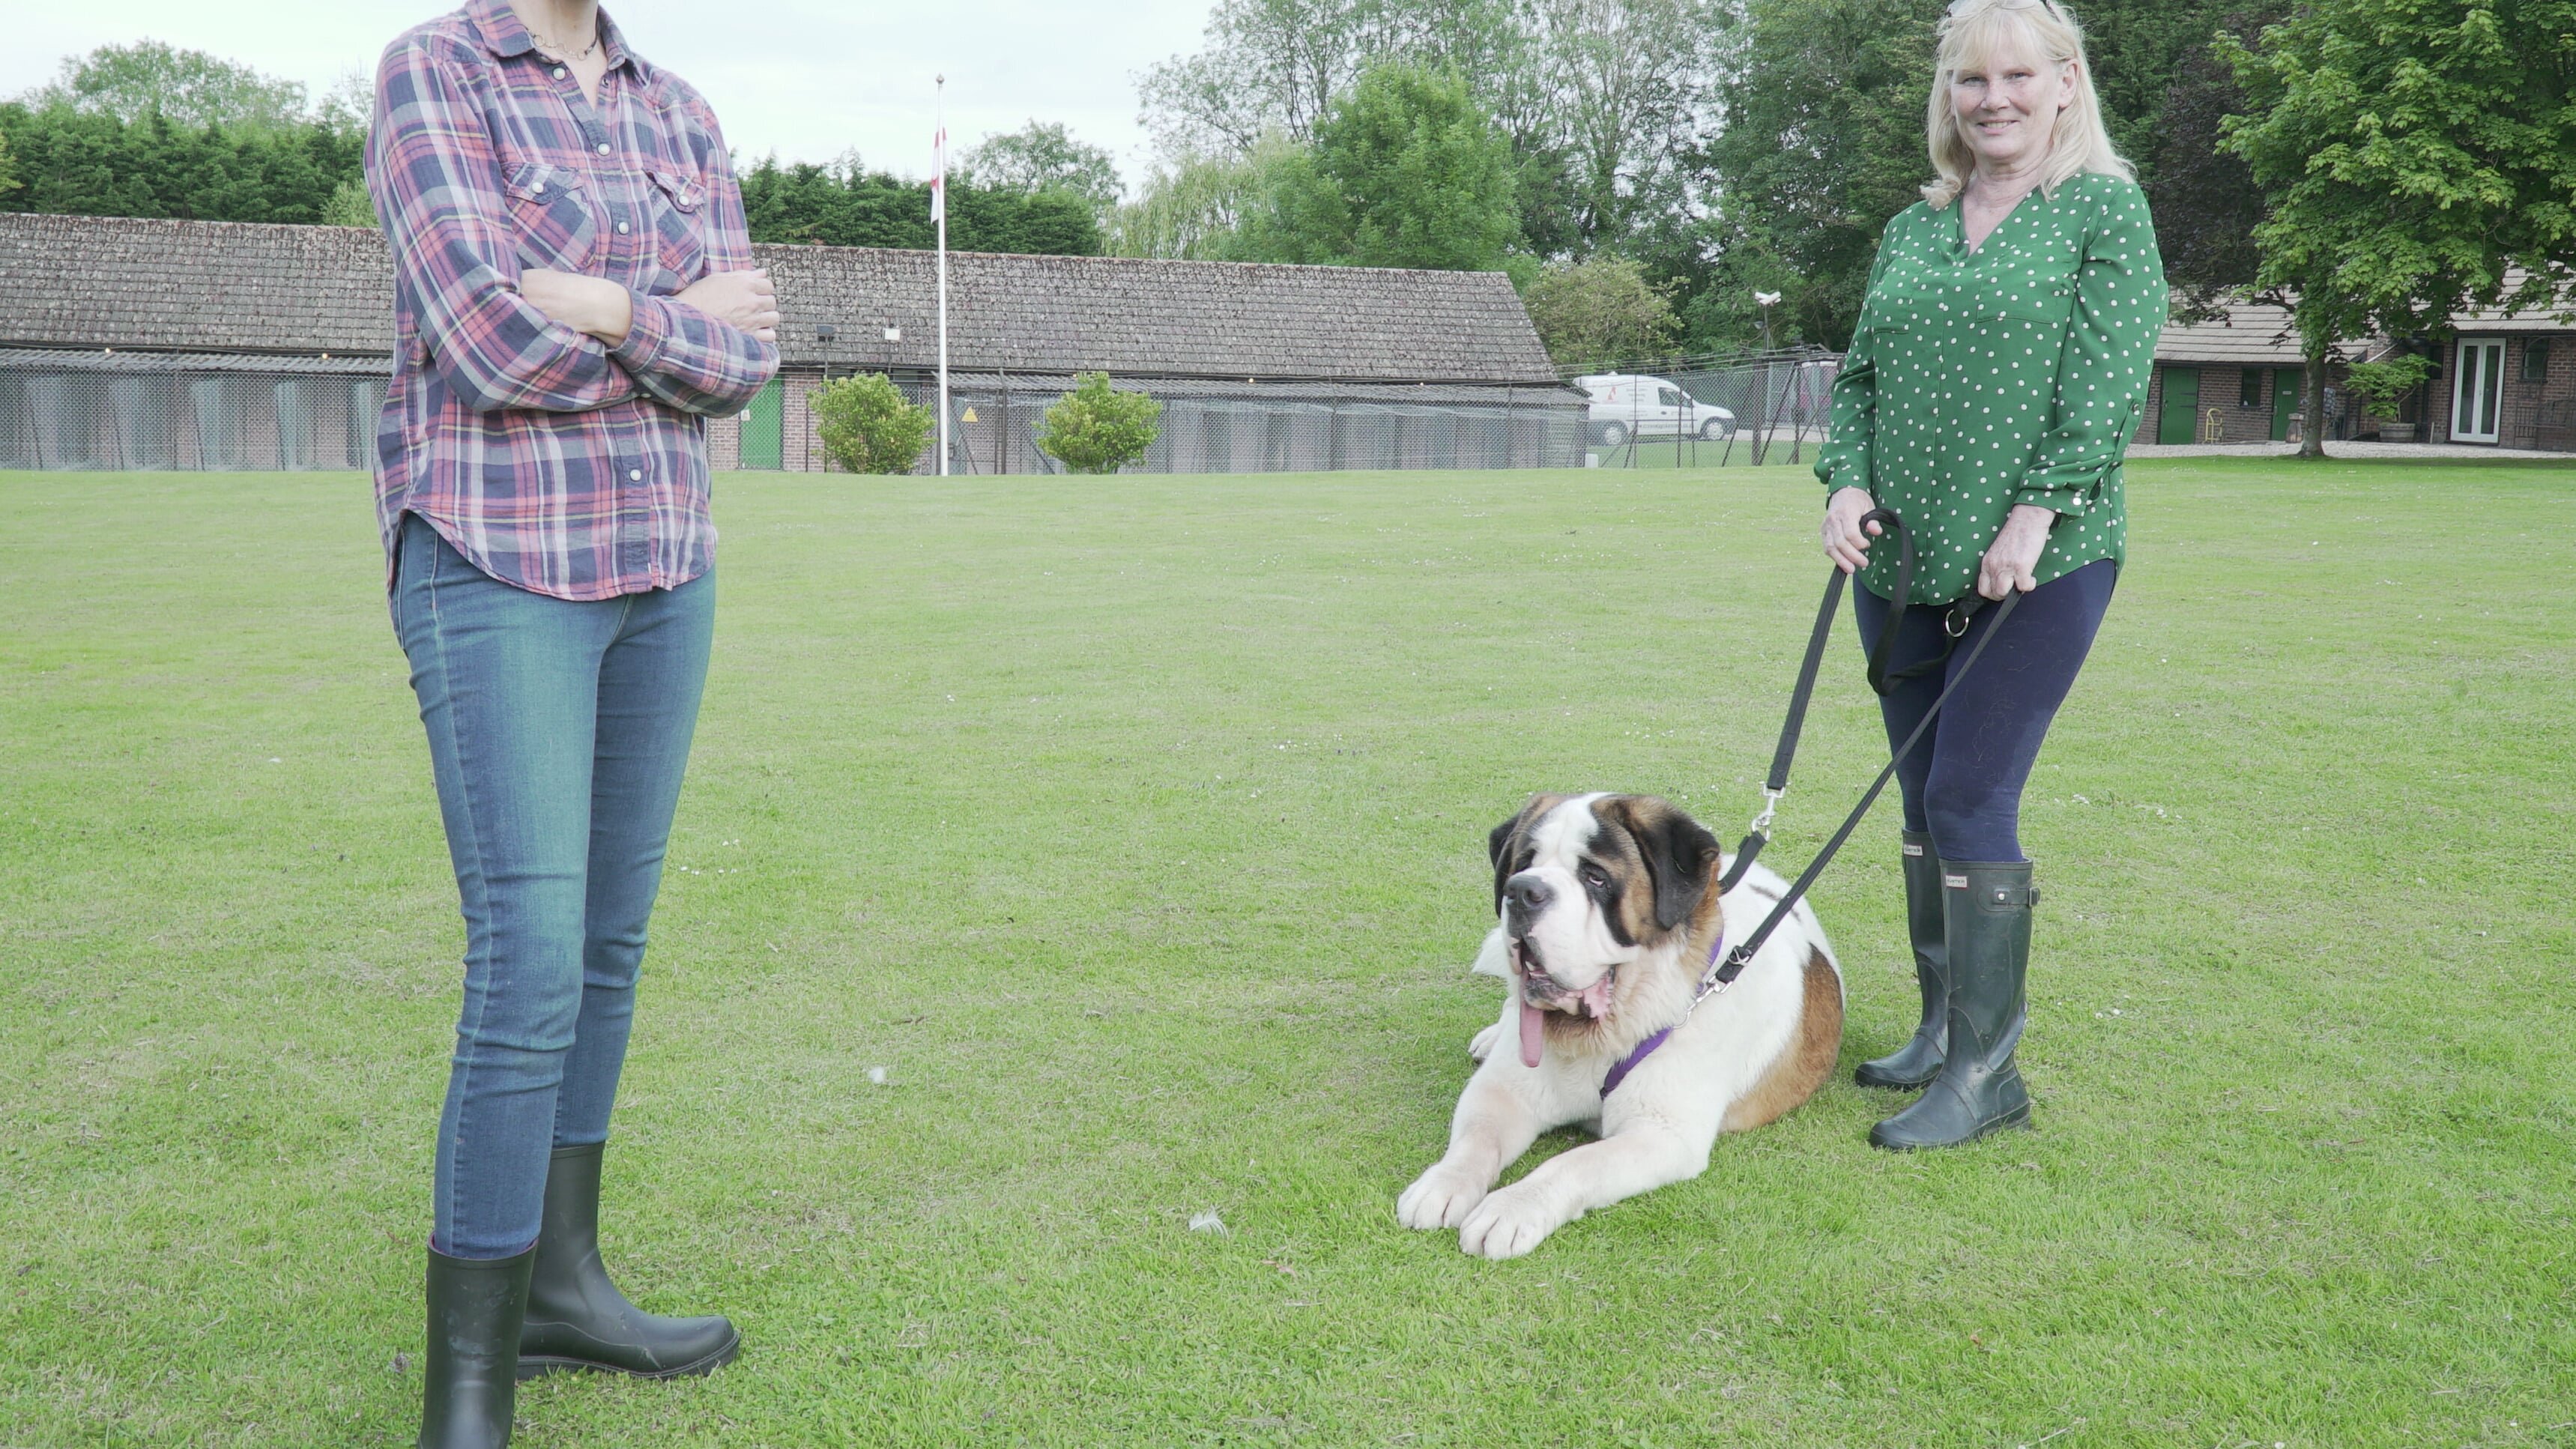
[739,379,783,470]
[2270,366,2301,441]
[2157,366,2200,444]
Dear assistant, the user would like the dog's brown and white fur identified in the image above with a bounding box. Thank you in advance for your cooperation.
[1397,793,1843,1258]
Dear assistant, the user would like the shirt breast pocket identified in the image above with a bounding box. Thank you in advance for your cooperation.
[501,160,601,273]
[1982,285,2075,337]
[645,169,709,290]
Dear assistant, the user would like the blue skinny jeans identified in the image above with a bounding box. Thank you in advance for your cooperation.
[1851,559,2114,864]
[391,515,713,1259]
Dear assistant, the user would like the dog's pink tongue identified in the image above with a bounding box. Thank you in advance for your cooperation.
[1520,1001,1546,1068]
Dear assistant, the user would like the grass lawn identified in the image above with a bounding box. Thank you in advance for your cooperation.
[2,456,2572,1448]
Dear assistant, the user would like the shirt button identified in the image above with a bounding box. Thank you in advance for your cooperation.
[552,66,567,79]
[629,469,644,481]
[596,142,611,154]
[616,220,630,234]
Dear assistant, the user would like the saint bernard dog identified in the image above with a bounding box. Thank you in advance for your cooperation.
[1397,792,1843,1258]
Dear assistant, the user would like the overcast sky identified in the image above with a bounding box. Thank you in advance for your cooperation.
[0,0,1219,190]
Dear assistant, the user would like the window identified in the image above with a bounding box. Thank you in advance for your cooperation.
[1657,387,1684,408]
[2240,369,2263,408]
[2524,339,2550,384]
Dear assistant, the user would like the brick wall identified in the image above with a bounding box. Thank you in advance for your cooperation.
[2425,334,2572,448]
[2136,363,2326,445]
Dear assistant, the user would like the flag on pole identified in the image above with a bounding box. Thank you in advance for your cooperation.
[929,121,946,223]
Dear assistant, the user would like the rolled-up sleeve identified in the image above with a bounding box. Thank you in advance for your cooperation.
[2015,188,2165,517]
[609,110,777,419]
[366,37,636,415]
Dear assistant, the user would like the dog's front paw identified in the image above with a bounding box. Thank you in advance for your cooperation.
[1466,1022,1503,1063]
[1397,1164,1489,1230]
[1457,1185,1560,1259]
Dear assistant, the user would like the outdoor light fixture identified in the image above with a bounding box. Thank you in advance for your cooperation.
[883,324,902,342]
[816,323,837,343]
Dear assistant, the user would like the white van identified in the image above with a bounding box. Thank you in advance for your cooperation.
[1576,373,1736,445]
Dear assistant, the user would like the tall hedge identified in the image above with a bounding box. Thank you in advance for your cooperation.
[0,103,363,224]
[739,159,1100,255]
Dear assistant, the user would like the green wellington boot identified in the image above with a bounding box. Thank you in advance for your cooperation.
[419,1245,533,1449]
[1869,861,2037,1150]
[516,1143,741,1380]
[1854,829,1949,1089]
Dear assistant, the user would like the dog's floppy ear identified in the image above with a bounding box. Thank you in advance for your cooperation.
[1489,793,1564,912]
[1613,796,1722,934]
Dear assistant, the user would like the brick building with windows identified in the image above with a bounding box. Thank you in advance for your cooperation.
[2134,284,2575,452]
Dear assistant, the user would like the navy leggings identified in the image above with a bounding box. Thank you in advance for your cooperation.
[1851,559,2114,864]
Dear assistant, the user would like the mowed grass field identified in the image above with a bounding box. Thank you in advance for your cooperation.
[2,457,2572,1448]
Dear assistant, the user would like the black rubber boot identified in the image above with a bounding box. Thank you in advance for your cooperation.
[1869,861,2037,1150]
[1854,829,1949,1089]
[420,1245,533,1449]
[517,1142,740,1380]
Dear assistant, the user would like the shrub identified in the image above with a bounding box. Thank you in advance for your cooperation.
[812,372,934,475]
[2339,355,2434,420]
[1036,372,1161,474]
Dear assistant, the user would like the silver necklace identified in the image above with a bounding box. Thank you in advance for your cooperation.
[526,19,601,62]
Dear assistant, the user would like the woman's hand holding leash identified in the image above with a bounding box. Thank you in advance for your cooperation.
[1823,485,1880,573]
[1976,503,2057,600]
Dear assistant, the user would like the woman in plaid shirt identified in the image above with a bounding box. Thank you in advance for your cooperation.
[363,1,778,1441]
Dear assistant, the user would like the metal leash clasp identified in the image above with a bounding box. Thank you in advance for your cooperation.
[1747,786,1784,840]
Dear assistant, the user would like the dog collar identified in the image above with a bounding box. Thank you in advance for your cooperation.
[1600,931,1727,1101]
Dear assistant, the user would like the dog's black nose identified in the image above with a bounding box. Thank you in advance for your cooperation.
[1505,873,1553,919]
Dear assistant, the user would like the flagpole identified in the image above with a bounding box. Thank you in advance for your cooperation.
[934,74,949,479]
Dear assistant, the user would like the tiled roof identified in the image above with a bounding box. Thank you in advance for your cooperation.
[0,346,392,375]
[2156,297,2315,365]
[0,214,395,357]
[0,212,1559,384]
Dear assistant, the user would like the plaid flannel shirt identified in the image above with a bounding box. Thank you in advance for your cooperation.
[365,0,778,601]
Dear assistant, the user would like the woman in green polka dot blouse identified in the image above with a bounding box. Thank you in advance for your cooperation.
[1812,0,2165,1150]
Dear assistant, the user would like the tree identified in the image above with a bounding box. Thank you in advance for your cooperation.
[2144,4,2277,317]
[0,102,365,224]
[812,372,934,474]
[1696,0,1944,349]
[1522,256,1678,369]
[0,126,18,199]
[1138,0,1719,260]
[1106,142,1299,258]
[1038,373,1162,474]
[19,40,311,131]
[1233,62,1520,270]
[739,157,1101,255]
[321,176,377,229]
[2222,0,2576,457]
[961,121,1122,214]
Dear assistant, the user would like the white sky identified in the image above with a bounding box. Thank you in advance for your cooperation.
[0,0,1220,192]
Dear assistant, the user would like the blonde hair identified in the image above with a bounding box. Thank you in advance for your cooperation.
[1921,0,2132,208]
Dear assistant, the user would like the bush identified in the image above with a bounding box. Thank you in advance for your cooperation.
[2339,355,2434,420]
[1036,372,1161,474]
[812,372,934,475]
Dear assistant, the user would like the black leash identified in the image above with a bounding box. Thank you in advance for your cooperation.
[1693,507,2019,1005]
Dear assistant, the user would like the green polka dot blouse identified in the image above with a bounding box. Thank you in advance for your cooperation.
[1813,172,2167,605]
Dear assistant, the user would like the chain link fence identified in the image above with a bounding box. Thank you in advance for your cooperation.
[0,348,1847,477]
[1562,347,1842,470]
[918,375,1588,476]
[0,352,387,472]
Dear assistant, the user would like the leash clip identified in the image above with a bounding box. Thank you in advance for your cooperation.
[1747,787,1783,838]
[1944,605,1974,638]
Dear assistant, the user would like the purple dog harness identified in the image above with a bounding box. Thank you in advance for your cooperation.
[1597,928,1746,1100]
